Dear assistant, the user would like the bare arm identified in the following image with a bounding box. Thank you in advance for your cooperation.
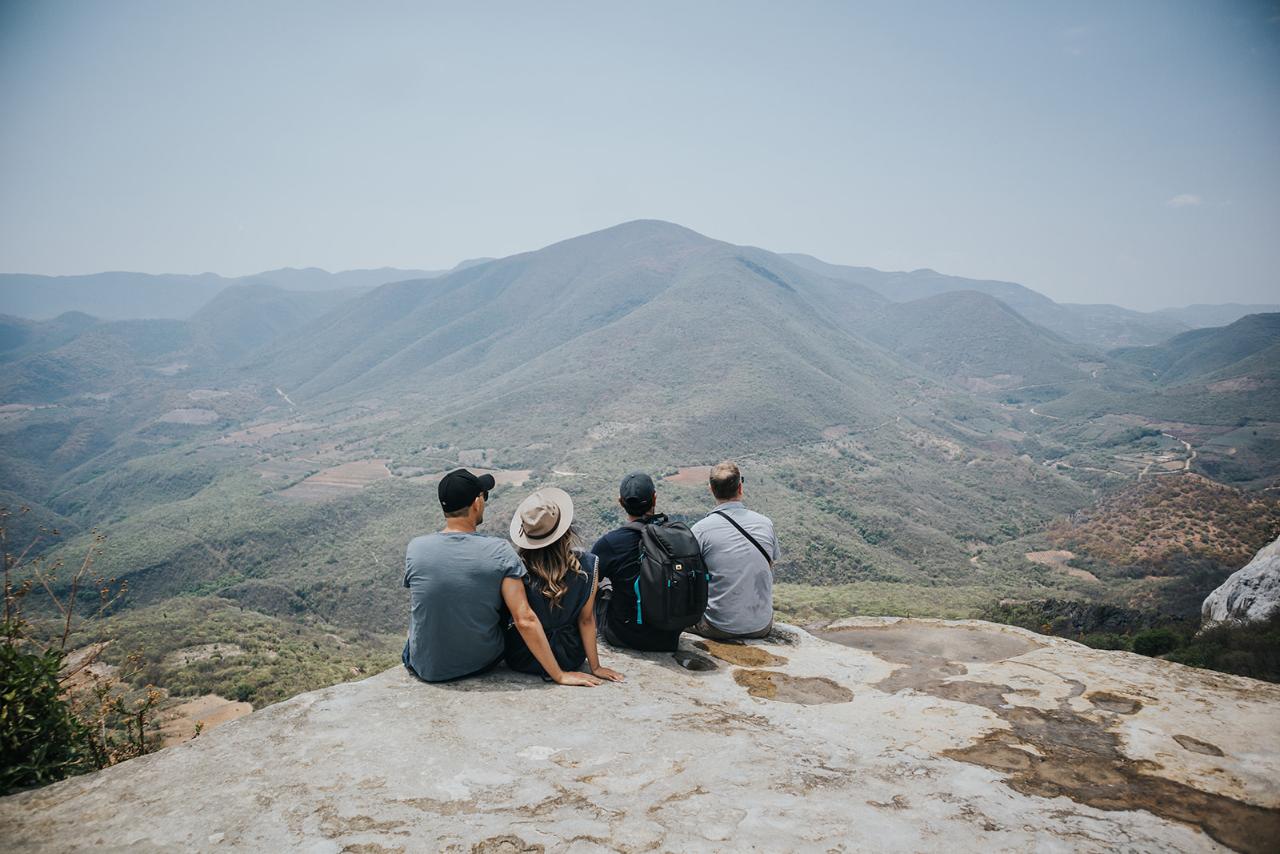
[501,577,600,687]
[578,576,623,682]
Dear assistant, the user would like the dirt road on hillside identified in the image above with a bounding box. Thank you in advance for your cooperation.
[1138,433,1196,480]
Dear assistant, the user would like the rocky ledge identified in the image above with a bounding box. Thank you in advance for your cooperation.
[1203,535,1280,626]
[2,619,1278,853]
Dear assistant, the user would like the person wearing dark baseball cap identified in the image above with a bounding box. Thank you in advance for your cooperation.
[437,468,495,515]
[402,468,601,686]
[587,471,683,652]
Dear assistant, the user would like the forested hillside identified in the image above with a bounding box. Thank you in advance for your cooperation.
[3,219,1277,711]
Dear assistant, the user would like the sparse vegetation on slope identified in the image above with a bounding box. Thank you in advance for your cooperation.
[78,597,398,707]
[1048,476,1280,571]
[4,219,1279,720]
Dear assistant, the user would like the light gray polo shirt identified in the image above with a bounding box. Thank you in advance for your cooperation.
[691,501,779,634]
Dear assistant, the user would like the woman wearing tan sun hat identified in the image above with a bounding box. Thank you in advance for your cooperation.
[504,488,625,683]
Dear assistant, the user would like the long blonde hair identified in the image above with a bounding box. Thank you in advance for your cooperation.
[518,527,585,609]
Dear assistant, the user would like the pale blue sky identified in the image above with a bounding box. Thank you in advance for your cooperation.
[1,1,1277,310]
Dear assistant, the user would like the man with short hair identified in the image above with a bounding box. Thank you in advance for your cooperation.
[689,461,778,640]
[402,468,600,686]
[589,472,683,652]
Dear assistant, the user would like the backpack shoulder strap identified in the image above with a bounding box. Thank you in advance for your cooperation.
[712,510,772,564]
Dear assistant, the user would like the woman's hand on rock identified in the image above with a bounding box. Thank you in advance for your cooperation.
[555,671,603,687]
[591,666,624,682]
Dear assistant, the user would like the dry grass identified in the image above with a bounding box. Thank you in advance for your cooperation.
[157,694,252,747]
[219,419,320,444]
[664,465,712,486]
[1048,475,1280,568]
[279,459,392,502]
[1024,550,1099,582]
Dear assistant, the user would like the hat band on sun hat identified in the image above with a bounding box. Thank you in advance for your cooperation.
[518,502,560,541]
[520,523,559,542]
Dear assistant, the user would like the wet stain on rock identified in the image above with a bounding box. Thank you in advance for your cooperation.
[944,705,1279,854]
[694,639,788,667]
[827,623,1280,853]
[1086,691,1143,715]
[1174,734,1225,757]
[733,669,853,704]
[821,622,1040,693]
[929,679,1017,709]
[672,650,718,671]
[471,835,545,853]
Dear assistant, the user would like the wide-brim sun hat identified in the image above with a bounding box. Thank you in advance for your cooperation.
[509,487,574,550]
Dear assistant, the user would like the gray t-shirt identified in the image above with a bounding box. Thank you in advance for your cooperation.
[691,502,779,634]
[402,532,526,682]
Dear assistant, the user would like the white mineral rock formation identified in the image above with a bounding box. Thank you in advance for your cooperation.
[1203,536,1280,626]
[2,619,1277,853]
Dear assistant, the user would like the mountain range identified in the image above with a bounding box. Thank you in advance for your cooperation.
[1,219,1276,710]
[0,266,443,320]
[6,239,1272,337]
[782,253,1201,349]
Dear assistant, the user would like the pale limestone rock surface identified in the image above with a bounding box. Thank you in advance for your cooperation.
[1203,536,1280,625]
[2,619,1278,853]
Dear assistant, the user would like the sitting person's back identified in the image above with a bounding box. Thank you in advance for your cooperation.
[689,462,778,640]
[590,472,683,652]
[503,551,593,674]
[502,488,622,683]
[403,470,522,682]
[404,529,523,681]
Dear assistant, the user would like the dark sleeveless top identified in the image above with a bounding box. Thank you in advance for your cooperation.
[503,551,598,676]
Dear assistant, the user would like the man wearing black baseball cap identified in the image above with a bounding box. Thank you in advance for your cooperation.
[588,471,683,652]
[402,468,601,686]
[437,467,495,516]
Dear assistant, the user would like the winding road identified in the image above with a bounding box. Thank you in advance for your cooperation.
[1138,433,1196,480]
[1166,433,1197,472]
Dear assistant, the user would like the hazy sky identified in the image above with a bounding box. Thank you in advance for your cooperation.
[1,1,1278,310]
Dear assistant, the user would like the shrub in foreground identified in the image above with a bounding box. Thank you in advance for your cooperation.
[0,627,90,794]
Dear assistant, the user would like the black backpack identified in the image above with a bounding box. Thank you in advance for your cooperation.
[624,515,709,631]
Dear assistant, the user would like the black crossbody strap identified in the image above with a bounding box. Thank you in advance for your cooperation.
[713,510,771,564]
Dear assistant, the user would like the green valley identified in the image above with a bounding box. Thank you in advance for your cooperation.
[3,220,1278,712]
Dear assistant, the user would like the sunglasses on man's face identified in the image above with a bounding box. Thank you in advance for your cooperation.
[482,491,490,502]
